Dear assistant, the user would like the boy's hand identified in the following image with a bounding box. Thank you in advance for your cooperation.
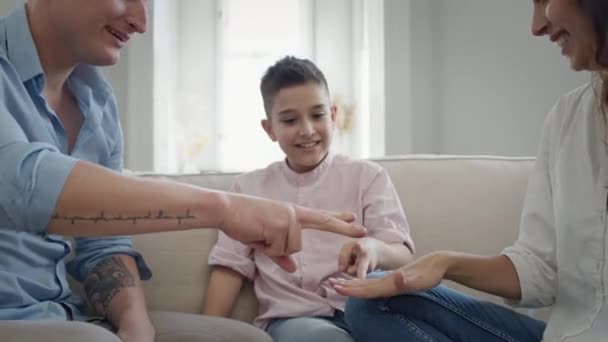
[338,237,381,278]
[217,192,367,272]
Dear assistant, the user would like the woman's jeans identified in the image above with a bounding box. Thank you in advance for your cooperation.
[344,274,546,342]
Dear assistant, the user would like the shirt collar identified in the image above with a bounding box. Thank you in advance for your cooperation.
[2,4,112,107]
[3,4,43,83]
[281,152,335,187]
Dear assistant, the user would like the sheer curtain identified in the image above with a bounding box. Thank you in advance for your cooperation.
[148,0,385,173]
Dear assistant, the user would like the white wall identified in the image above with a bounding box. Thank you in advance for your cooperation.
[383,0,413,155]
[0,0,21,15]
[4,0,591,166]
[384,0,589,156]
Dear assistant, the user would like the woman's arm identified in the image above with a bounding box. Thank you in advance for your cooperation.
[443,252,521,299]
[333,251,521,299]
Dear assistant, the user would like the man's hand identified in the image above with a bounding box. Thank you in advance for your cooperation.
[338,238,381,279]
[217,193,367,272]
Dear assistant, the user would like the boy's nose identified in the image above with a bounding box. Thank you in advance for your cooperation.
[299,121,314,136]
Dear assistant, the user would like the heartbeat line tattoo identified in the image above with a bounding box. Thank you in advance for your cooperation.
[53,209,196,225]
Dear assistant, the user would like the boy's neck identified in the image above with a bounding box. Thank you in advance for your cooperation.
[285,152,330,174]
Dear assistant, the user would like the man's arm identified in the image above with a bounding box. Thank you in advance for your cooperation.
[47,160,365,273]
[202,266,245,317]
[84,254,154,341]
[48,161,229,236]
[50,160,363,235]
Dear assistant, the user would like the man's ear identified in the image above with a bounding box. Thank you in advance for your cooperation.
[261,119,277,141]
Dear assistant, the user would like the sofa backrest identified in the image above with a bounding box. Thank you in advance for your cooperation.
[130,155,535,322]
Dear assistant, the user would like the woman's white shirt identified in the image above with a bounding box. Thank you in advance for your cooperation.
[503,82,608,341]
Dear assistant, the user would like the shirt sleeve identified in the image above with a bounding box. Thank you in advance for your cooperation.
[67,95,151,282]
[502,103,559,308]
[362,166,415,254]
[0,57,78,233]
[207,180,256,280]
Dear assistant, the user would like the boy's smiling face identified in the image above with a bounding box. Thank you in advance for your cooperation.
[262,82,336,173]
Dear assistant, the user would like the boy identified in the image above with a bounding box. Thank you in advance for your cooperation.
[203,56,415,342]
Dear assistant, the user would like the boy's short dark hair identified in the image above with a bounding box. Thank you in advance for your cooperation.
[260,56,329,117]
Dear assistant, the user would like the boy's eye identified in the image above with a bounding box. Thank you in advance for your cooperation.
[313,112,326,118]
[281,118,296,124]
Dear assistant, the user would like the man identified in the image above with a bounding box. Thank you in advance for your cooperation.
[0,1,365,341]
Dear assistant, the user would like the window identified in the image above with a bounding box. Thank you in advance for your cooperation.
[217,0,313,171]
[115,0,588,172]
[135,0,385,173]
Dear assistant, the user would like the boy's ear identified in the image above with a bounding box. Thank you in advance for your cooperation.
[261,119,277,141]
[330,105,338,123]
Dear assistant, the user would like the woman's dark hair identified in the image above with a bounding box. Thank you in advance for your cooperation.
[578,0,608,113]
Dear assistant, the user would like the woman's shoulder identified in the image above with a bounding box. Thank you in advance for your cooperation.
[544,82,595,132]
[553,82,595,114]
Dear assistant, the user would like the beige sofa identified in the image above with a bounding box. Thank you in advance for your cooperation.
[132,155,538,323]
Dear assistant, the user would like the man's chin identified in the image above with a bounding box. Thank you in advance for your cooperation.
[88,51,121,67]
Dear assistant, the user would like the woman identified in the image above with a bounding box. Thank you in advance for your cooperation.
[331,0,608,341]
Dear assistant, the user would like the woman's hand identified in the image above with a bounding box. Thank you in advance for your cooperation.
[331,251,452,298]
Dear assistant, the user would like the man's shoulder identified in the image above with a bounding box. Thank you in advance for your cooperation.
[0,9,8,59]
[0,14,16,80]
[0,54,29,99]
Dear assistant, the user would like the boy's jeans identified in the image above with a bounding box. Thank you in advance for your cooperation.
[267,310,354,342]
[344,273,546,342]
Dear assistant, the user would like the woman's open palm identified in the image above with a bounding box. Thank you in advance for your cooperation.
[331,252,449,298]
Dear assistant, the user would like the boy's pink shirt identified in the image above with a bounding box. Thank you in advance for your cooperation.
[208,153,414,328]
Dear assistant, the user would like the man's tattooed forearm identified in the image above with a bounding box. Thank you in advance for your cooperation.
[84,256,135,316]
[53,209,195,225]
